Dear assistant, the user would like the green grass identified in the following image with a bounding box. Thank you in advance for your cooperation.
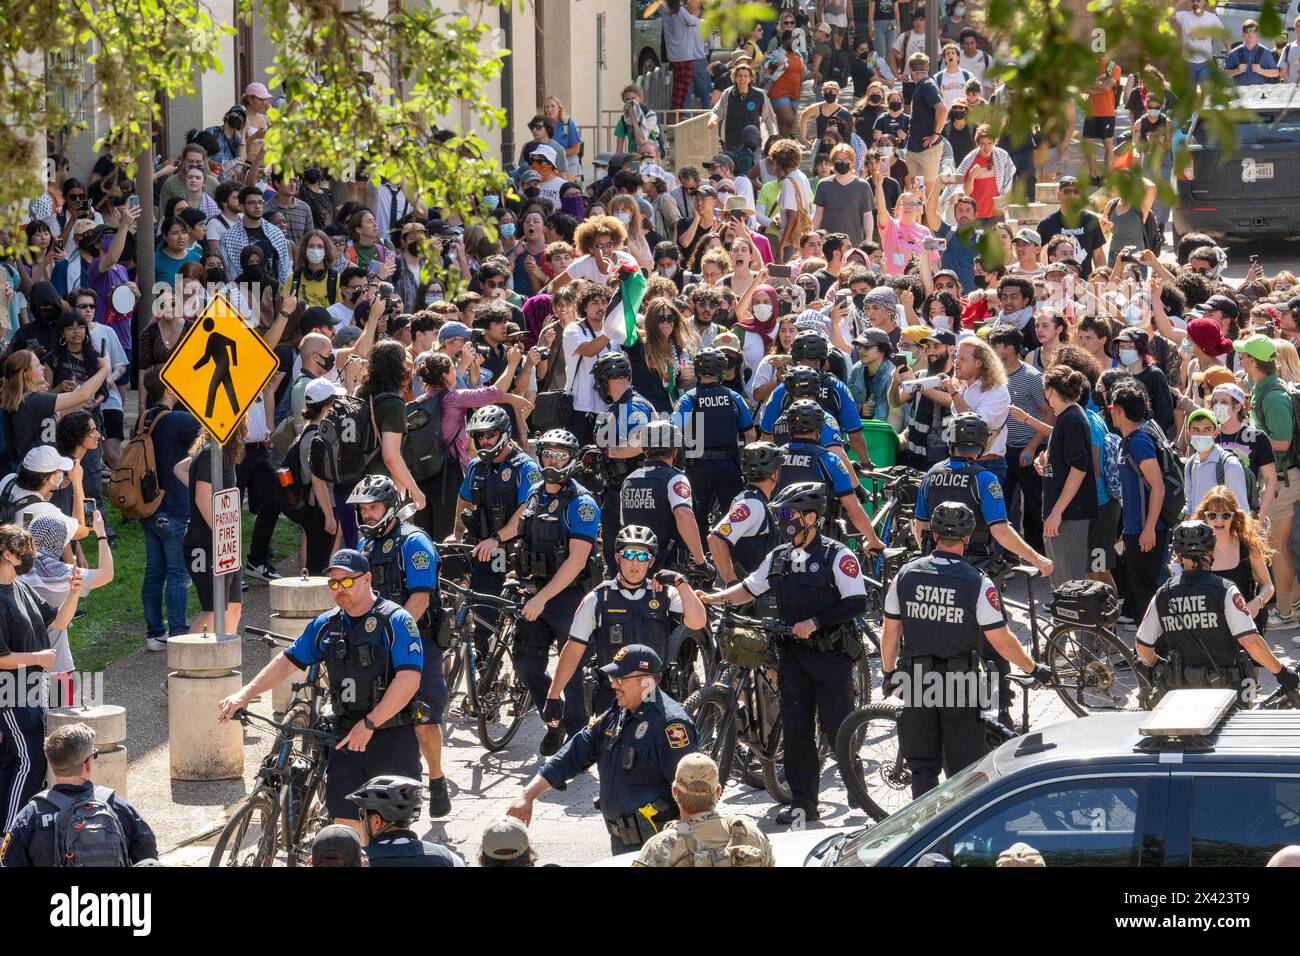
[70,506,304,672]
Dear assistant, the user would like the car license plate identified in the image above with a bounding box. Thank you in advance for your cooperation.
[1254,162,1274,180]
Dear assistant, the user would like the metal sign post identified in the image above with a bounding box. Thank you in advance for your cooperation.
[210,447,243,637]
[212,441,226,637]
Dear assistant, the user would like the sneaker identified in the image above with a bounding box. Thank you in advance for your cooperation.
[1117,613,1135,625]
[146,637,169,652]
[775,805,820,826]
[1270,608,1299,630]
[244,563,282,582]
[539,726,567,757]
[428,776,451,817]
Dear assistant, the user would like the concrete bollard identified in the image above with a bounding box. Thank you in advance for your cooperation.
[47,705,129,795]
[268,573,334,717]
[167,634,243,781]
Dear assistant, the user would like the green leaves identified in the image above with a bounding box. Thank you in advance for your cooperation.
[701,2,773,47]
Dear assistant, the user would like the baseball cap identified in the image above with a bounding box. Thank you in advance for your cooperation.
[530,144,558,167]
[708,153,736,171]
[243,82,272,100]
[598,643,663,678]
[1211,382,1247,405]
[299,306,338,337]
[1233,333,1278,362]
[674,753,721,795]
[23,446,74,473]
[921,330,957,346]
[333,325,363,348]
[311,824,365,867]
[304,377,347,405]
[694,183,718,200]
[1114,327,1149,347]
[520,169,542,185]
[1286,296,1300,316]
[593,152,615,170]
[438,320,471,343]
[1203,293,1241,319]
[1186,407,1217,429]
[1056,175,1079,189]
[900,325,934,344]
[481,817,532,861]
[1013,228,1042,246]
[325,549,371,575]
[854,328,893,351]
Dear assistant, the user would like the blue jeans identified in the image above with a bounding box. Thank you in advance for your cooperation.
[980,457,1008,484]
[872,24,897,60]
[688,58,712,110]
[1187,60,1211,85]
[142,512,190,640]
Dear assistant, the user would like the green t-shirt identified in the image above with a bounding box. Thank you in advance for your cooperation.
[366,392,409,478]
[1252,373,1295,465]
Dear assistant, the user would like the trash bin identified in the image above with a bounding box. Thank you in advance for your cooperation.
[860,419,899,469]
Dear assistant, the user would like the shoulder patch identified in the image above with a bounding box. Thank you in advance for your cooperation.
[577,501,597,523]
[665,723,691,749]
[673,480,691,499]
[1233,592,1249,614]
[986,480,1003,500]
[838,554,859,578]
[410,550,432,571]
[408,641,421,655]
[729,503,751,522]
[986,586,1002,612]
[718,522,733,537]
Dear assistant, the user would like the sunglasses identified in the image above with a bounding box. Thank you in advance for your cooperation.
[1201,512,1234,521]
[619,548,652,562]
[482,280,506,290]
[474,429,502,442]
[327,577,360,591]
[529,123,544,131]
[540,449,571,461]
[774,507,803,523]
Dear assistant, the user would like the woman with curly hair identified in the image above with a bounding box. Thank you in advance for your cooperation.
[768,138,814,265]
[548,215,628,292]
[1193,485,1275,634]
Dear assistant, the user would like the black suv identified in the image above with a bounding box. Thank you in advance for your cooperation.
[806,690,1300,867]
[1174,87,1300,243]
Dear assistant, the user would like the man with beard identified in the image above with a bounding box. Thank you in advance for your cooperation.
[891,329,957,468]
[217,185,291,286]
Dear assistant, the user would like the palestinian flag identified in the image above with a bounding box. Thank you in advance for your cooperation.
[607,253,647,347]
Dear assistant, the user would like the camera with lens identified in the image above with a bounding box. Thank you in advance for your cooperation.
[1119,249,1141,264]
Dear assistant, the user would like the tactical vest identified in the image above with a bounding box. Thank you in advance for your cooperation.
[599,389,651,453]
[365,522,437,638]
[768,535,848,639]
[466,447,531,541]
[685,383,742,453]
[726,487,776,578]
[517,481,581,583]
[775,441,842,523]
[893,555,985,668]
[668,814,767,867]
[322,598,412,723]
[620,461,686,564]
[1154,572,1248,672]
[921,459,994,554]
[813,372,843,420]
[590,581,673,665]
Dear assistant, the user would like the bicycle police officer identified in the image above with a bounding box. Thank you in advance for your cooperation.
[219,550,425,829]
[509,644,698,854]
[592,350,655,574]
[671,347,756,541]
[347,775,465,867]
[347,474,452,817]
[1136,520,1300,705]
[545,525,709,723]
[492,428,601,755]
[709,441,785,586]
[447,406,542,656]
[762,364,847,456]
[620,420,712,576]
[881,503,1048,798]
[700,482,867,825]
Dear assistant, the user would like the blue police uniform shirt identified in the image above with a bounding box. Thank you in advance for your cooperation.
[363,526,439,596]
[284,602,424,675]
[783,440,855,497]
[530,482,602,544]
[766,407,844,448]
[457,451,542,507]
[914,459,1008,527]
[758,378,864,437]
[601,390,655,447]
[671,386,755,437]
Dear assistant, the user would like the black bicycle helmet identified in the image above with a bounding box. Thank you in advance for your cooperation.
[769,480,829,517]
[930,501,977,541]
[943,412,991,452]
[615,524,659,555]
[639,418,681,455]
[466,406,512,462]
[790,330,830,364]
[740,441,786,483]
[347,475,401,539]
[593,351,633,401]
[693,347,730,380]
[346,775,424,827]
[786,399,824,437]
[783,365,823,401]
[537,428,581,483]
[1170,519,1216,561]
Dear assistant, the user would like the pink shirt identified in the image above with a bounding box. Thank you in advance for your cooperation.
[749,231,774,265]
[880,217,938,276]
[430,384,506,467]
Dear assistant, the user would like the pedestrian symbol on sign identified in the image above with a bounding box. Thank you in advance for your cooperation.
[194,318,240,419]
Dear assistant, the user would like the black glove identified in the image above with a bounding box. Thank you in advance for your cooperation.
[881,670,897,696]
[542,697,565,724]
[654,570,684,587]
[1277,667,1300,692]
[1031,664,1054,687]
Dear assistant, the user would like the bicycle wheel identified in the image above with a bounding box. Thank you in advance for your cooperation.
[442,636,465,696]
[1046,625,1153,716]
[759,720,830,805]
[673,625,712,700]
[284,768,330,867]
[210,790,280,867]
[683,686,739,787]
[834,702,912,821]
[476,617,529,751]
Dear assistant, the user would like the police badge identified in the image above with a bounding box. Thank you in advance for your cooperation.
[501,467,512,481]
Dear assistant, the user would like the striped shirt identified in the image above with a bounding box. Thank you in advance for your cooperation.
[1005,361,1046,449]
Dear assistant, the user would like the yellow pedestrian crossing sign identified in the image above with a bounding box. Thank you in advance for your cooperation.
[159,294,279,444]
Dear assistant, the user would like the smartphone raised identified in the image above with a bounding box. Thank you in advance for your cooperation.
[767,264,792,279]
[83,499,96,525]
[367,259,383,277]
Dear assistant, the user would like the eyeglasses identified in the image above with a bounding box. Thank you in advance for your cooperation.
[539,449,571,462]
[67,193,85,201]
[327,576,360,591]
[593,240,616,251]
[89,749,100,761]
[898,201,923,209]
[619,548,652,562]
[1201,512,1233,521]
[474,430,501,443]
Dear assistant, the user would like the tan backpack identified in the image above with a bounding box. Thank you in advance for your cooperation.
[678,817,768,867]
[107,409,169,519]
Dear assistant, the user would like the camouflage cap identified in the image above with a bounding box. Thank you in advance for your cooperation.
[481,817,531,861]
[674,753,720,794]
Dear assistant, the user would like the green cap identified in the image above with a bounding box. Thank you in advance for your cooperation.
[1233,333,1278,362]
[1186,407,1217,429]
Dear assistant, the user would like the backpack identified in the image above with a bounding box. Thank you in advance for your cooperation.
[1130,419,1186,526]
[402,391,448,482]
[1259,379,1300,472]
[107,408,169,520]
[676,817,767,867]
[0,473,42,526]
[276,424,316,523]
[1101,428,1124,502]
[1105,197,1162,256]
[783,172,815,246]
[36,786,130,867]
[309,393,384,487]
[1212,449,1260,514]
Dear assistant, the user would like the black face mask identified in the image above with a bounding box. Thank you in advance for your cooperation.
[833,160,852,175]
[9,550,34,575]
[889,104,903,113]
[524,187,540,199]
[407,242,422,256]
[774,510,811,545]
[227,114,244,131]
[973,274,988,290]
[951,112,967,123]
[319,352,336,373]
[206,266,227,284]
[302,167,322,185]
[860,52,873,62]
[824,91,838,103]
[868,95,882,104]
[243,263,264,283]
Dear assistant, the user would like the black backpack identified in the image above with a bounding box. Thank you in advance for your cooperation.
[402,391,448,482]
[37,786,131,867]
[1130,420,1187,527]
[309,393,387,487]
[0,473,43,526]
[276,424,317,522]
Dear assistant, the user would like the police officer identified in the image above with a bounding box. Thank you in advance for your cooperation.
[709,441,785,586]
[757,330,873,466]
[881,503,1047,798]
[762,365,847,453]
[347,775,465,867]
[619,420,711,576]
[347,474,452,818]
[219,550,425,828]
[778,399,884,551]
[700,482,868,824]
[671,347,756,541]
[447,406,542,656]
[1136,520,1299,705]
[592,350,655,574]
[492,429,601,756]
[545,525,708,723]
[509,645,698,854]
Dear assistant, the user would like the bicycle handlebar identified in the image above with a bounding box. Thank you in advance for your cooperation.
[244,627,294,646]
[234,708,339,744]
[713,606,795,636]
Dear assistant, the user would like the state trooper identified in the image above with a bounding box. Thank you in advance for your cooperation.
[347,474,452,817]
[709,441,786,586]
[671,347,756,541]
[592,350,656,575]
[619,420,712,576]
[219,550,426,828]
[509,644,698,854]
[447,406,542,656]
[778,399,884,551]
[881,503,1047,799]
[347,775,465,867]
[700,482,868,825]
[1136,520,1299,706]
[757,329,873,465]
[544,525,708,724]
[492,428,601,755]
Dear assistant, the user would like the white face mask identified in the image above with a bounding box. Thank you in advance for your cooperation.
[1212,402,1232,424]
[1181,337,1195,356]
[657,264,678,278]
[1123,304,1144,326]
[1190,434,1215,453]
[1145,110,1160,121]
[615,211,633,225]
[753,303,774,321]
[306,246,325,265]
[931,316,951,332]
[1119,348,1140,367]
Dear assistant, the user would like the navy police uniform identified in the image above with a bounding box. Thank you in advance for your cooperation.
[569,582,685,716]
[884,553,1005,797]
[710,487,778,582]
[672,382,754,541]
[759,374,863,443]
[619,460,694,572]
[766,407,844,450]
[0,579,56,835]
[515,479,602,737]
[1,781,158,867]
[775,441,856,526]
[743,534,867,814]
[596,388,654,574]
[364,830,466,867]
[285,598,425,818]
